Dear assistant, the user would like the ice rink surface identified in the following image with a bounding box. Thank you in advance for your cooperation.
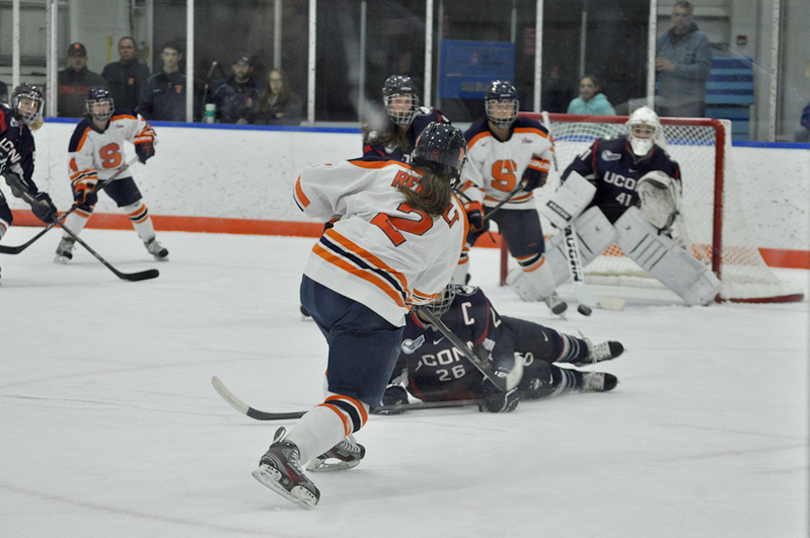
[1,228,808,538]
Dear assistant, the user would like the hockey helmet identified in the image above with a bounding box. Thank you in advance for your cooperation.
[382,75,419,126]
[424,284,458,318]
[11,83,44,125]
[86,86,114,122]
[484,80,519,129]
[411,122,467,182]
[625,106,662,158]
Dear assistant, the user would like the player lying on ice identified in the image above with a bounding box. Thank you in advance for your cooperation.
[537,106,721,306]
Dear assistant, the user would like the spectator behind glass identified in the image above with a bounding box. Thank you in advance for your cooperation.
[257,68,303,126]
[0,80,8,104]
[141,41,189,122]
[567,75,616,116]
[57,42,108,118]
[101,37,150,114]
[655,1,712,117]
[209,53,262,124]
[795,102,810,142]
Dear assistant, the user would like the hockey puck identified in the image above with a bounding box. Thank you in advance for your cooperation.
[577,304,593,316]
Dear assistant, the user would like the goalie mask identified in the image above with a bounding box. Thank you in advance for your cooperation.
[411,122,467,184]
[382,75,419,127]
[625,106,662,158]
[484,80,519,129]
[11,83,44,125]
[86,86,114,122]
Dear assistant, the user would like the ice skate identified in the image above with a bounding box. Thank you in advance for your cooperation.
[580,372,618,392]
[144,237,169,261]
[252,427,320,508]
[306,434,365,472]
[542,292,568,317]
[573,339,624,366]
[54,237,75,264]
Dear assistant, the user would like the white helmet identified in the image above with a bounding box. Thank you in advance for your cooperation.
[625,106,662,158]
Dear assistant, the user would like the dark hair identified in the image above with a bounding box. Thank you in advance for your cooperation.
[259,68,293,114]
[673,1,694,12]
[398,168,454,217]
[580,74,600,89]
[119,36,137,49]
[162,41,182,54]
[361,115,409,150]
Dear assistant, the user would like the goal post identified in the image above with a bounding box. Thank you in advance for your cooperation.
[497,112,803,304]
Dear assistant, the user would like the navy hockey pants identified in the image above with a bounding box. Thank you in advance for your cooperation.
[300,275,404,408]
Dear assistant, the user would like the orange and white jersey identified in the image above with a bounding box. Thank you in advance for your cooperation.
[294,158,468,327]
[67,111,152,182]
[460,116,554,210]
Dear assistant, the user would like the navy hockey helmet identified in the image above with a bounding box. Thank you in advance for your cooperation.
[484,80,519,129]
[411,122,467,182]
[86,86,114,122]
[382,75,419,126]
[11,83,44,125]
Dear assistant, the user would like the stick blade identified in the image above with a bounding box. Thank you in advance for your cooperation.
[122,269,160,281]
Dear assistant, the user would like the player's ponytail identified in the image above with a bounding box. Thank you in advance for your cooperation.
[398,168,453,217]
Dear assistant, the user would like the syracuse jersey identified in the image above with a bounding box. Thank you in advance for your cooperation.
[460,116,554,210]
[294,158,468,327]
[67,110,154,185]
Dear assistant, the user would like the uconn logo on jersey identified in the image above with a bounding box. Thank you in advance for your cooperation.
[0,137,21,163]
[603,170,638,190]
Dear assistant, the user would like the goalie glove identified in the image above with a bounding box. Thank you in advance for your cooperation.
[134,127,156,164]
[521,154,550,191]
[30,191,58,224]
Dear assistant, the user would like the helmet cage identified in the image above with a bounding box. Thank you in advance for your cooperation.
[86,97,114,122]
[485,98,519,129]
[424,285,457,318]
[625,107,663,158]
[384,93,419,126]
[11,84,44,125]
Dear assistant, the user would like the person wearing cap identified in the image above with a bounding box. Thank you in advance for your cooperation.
[208,52,261,124]
[142,41,197,122]
[101,37,150,114]
[57,43,108,118]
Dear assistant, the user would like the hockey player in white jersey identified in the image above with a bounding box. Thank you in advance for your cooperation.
[251,122,469,508]
[539,106,721,305]
[456,80,566,315]
[55,86,168,263]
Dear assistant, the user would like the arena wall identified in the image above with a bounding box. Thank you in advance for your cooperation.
[9,119,809,269]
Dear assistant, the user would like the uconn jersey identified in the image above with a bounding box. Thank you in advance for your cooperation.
[0,103,37,193]
[363,107,449,162]
[561,137,681,223]
[396,286,514,401]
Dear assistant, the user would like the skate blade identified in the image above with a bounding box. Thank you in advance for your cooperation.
[305,458,361,473]
[252,465,318,509]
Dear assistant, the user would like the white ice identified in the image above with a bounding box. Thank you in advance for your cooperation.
[1,228,808,538]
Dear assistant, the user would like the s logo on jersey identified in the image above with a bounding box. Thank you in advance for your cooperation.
[601,150,621,161]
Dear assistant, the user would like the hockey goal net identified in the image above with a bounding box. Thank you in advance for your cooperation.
[498,112,803,303]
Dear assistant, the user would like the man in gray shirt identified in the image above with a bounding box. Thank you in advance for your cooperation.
[655,1,712,117]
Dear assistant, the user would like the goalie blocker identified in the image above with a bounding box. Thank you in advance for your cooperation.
[544,205,721,306]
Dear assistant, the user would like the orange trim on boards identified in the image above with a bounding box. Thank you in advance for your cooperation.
[9,209,809,270]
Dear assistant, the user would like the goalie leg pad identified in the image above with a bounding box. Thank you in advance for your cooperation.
[539,170,597,229]
[615,207,721,305]
[544,206,618,286]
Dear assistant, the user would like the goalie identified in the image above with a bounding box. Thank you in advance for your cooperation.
[539,107,721,306]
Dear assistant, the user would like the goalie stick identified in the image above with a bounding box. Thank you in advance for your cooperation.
[541,111,625,313]
[0,156,140,255]
[211,376,484,420]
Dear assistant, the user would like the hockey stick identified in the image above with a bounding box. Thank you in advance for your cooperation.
[211,376,484,420]
[541,111,625,313]
[416,307,507,391]
[54,219,159,281]
[483,182,525,221]
[0,157,140,255]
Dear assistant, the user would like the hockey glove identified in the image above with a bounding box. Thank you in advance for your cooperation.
[479,368,520,413]
[464,200,489,234]
[377,385,409,415]
[134,128,155,164]
[30,192,58,224]
[521,154,549,191]
[72,176,98,206]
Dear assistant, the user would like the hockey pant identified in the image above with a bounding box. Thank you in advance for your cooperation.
[545,206,617,286]
[614,207,722,305]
